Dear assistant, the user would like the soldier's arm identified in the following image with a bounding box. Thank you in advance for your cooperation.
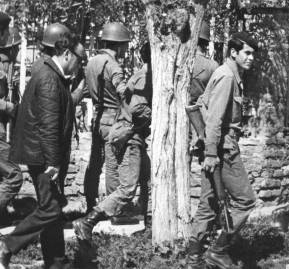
[205,75,234,156]
[71,78,86,106]
[110,63,129,98]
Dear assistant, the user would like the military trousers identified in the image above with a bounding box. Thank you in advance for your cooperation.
[4,165,65,265]
[191,140,256,241]
[83,119,120,208]
[0,138,23,216]
[98,143,142,216]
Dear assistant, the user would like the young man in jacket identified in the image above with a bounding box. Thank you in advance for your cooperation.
[0,32,82,269]
[186,32,258,269]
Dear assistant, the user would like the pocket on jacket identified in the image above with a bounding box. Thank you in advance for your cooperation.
[232,96,242,122]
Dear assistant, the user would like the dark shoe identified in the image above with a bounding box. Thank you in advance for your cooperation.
[73,207,106,242]
[185,238,206,269]
[204,231,233,269]
[186,254,206,269]
[204,248,233,269]
[48,256,71,269]
[0,240,11,269]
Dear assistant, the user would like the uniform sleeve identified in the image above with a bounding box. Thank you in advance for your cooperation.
[35,75,61,166]
[110,63,127,97]
[129,76,152,128]
[205,75,234,156]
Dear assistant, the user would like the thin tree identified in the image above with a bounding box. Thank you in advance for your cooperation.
[141,0,208,247]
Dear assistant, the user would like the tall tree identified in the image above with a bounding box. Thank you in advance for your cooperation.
[142,0,208,247]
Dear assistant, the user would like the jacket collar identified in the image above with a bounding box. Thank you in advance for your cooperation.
[225,58,242,87]
[99,49,117,60]
[44,57,70,81]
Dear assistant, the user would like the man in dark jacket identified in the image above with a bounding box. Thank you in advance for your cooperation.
[73,42,152,246]
[0,32,82,269]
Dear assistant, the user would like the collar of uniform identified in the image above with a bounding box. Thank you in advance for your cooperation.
[44,57,70,81]
[51,56,71,79]
[225,58,242,86]
[100,49,117,60]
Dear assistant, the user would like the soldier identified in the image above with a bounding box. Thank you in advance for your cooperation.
[31,23,70,76]
[189,21,219,104]
[72,40,152,246]
[0,16,23,226]
[186,32,258,269]
[0,32,82,269]
[82,22,130,212]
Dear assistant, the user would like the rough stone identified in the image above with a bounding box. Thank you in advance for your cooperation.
[191,187,201,198]
[251,171,260,178]
[262,159,282,169]
[271,189,282,197]
[67,164,79,174]
[258,190,272,199]
[273,169,283,178]
[260,179,281,189]
[282,165,289,177]
[281,178,289,186]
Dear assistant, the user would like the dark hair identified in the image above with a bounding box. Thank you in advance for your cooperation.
[54,32,79,56]
[103,40,125,50]
[140,42,151,64]
[227,38,244,57]
[227,31,258,57]
[39,44,55,57]
[198,38,209,51]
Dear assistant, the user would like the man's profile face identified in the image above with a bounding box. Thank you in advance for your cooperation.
[234,43,255,71]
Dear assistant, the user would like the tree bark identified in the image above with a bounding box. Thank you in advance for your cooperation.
[143,0,207,247]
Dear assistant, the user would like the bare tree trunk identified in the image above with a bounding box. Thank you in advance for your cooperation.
[143,0,207,247]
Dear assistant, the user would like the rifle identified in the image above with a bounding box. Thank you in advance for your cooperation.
[185,104,232,232]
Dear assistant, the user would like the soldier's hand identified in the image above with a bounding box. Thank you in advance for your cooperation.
[45,166,60,181]
[203,156,220,173]
[77,78,86,90]
[6,101,17,118]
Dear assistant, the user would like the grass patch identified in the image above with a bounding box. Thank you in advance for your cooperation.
[8,218,289,269]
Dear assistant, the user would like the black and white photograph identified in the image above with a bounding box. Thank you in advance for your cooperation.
[0,0,289,268]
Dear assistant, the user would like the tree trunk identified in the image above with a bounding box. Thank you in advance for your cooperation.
[143,0,207,247]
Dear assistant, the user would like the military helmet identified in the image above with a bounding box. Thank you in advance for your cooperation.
[199,21,210,42]
[101,22,130,42]
[42,23,70,48]
[0,27,21,48]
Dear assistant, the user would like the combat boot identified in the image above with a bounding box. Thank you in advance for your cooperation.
[73,207,106,242]
[185,238,206,269]
[204,231,233,269]
[0,240,11,269]
[48,256,71,269]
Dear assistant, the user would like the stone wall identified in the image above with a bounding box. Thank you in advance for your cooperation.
[190,131,289,214]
